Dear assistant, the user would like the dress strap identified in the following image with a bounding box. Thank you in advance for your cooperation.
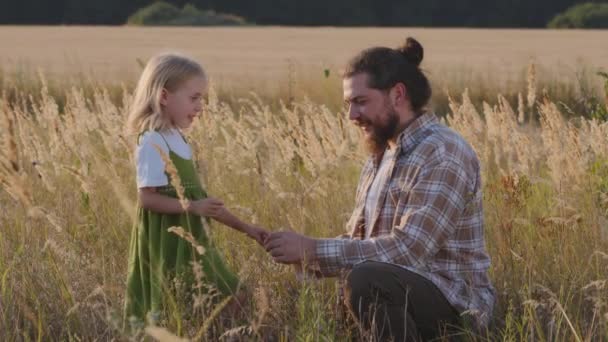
[156,131,172,152]
[176,130,189,145]
[137,132,144,145]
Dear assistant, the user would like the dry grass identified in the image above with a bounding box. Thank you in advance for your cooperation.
[0,27,607,340]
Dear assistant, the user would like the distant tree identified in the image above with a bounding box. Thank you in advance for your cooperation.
[126,1,247,26]
[548,2,608,28]
[168,4,247,25]
[126,1,181,25]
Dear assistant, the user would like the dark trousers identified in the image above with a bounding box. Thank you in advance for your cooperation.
[344,261,462,341]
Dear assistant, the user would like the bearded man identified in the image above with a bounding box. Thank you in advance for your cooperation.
[264,37,495,341]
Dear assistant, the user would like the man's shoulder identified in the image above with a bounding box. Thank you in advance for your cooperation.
[402,122,479,169]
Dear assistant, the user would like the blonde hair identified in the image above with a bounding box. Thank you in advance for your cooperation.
[126,53,206,135]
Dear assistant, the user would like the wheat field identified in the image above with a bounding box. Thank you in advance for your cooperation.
[2,26,608,83]
[0,27,608,341]
[2,26,607,116]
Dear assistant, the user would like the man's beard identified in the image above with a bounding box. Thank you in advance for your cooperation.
[363,108,400,156]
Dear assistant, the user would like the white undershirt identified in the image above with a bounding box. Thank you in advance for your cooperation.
[364,148,395,239]
[135,129,192,188]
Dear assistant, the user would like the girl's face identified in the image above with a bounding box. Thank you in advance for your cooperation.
[161,75,207,129]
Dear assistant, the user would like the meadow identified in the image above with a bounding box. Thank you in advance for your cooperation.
[0,27,607,341]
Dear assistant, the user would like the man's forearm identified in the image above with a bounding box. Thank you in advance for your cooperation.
[303,236,318,263]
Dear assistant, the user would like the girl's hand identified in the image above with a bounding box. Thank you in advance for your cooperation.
[244,224,269,246]
[190,197,224,217]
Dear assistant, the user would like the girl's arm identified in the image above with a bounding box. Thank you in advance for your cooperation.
[139,187,223,216]
[139,188,267,244]
[214,208,268,245]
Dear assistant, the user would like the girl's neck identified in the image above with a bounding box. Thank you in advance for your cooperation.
[160,126,179,133]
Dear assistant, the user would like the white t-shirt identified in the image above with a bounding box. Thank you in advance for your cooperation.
[136,129,192,188]
[364,148,395,239]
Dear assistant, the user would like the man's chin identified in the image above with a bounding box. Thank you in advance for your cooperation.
[363,135,387,156]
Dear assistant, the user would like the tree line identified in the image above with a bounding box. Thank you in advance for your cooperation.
[2,0,607,27]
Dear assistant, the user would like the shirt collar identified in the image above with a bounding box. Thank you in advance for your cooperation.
[395,112,438,155]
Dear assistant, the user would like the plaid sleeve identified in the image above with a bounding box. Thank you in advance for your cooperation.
[315,159,471,276]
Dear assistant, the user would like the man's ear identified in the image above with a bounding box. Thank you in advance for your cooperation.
[390,82,408,106]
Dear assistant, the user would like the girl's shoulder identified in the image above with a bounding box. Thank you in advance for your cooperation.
[137,130,170,152]
[137,131,165,145]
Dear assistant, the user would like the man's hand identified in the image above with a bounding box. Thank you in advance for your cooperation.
[264,231,317,264]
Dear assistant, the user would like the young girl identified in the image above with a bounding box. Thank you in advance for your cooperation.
[123,53,266,323]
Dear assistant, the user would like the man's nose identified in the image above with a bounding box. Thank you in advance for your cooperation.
[348,105,360,121]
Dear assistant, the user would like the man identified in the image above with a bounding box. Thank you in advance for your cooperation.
[264,37,495,341]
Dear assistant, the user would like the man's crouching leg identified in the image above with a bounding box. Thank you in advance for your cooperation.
[344,261,461,341]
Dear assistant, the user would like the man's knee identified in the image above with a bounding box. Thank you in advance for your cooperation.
[344,261,387,311]
[345,262,413,340]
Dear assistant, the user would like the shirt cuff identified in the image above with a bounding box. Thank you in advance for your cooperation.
[315,238,348,276]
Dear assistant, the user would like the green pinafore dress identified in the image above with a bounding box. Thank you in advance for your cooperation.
[124,131,239,322]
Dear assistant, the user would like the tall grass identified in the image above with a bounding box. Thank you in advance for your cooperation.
[2,62,606,119]
[0,63,607,340]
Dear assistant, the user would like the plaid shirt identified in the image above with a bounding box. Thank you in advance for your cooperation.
[315,113,495,327]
